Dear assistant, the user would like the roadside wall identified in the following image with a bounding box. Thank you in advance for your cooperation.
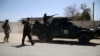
[0,22,23,33]
[0,21,100,33]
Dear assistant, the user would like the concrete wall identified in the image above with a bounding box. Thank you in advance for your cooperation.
[0,21,100,33]
[0,22,4,32]
[10,22,23,33]
[72,21,100,28]
[0,22,23,33]
[71,21,92,28]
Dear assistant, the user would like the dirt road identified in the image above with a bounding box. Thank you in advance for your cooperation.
[0,33,100,56]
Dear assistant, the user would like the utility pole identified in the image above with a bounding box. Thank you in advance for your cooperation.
[30,15,32,24]
[97,15,99,26]
[93,2,95,28]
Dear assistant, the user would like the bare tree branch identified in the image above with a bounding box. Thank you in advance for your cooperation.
[64,5,78,17]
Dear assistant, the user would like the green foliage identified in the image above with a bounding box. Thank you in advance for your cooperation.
[81,9,91,21]
[64,3,91,21]
[81,5,91,21]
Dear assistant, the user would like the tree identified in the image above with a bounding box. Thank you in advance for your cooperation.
[75,12,82,21]
[64,4,91,21]
[64,5,78,20]
[81,4,91,21]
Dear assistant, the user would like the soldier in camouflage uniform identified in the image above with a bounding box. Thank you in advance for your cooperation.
[2,20,11,42]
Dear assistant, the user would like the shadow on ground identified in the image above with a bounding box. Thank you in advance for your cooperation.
[12,45,25,48]
[0,42,5,44]
[27,40,100,47]
[12,44,33,48]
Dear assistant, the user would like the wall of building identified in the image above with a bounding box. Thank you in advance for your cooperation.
[0,22,23,33]
[0,21,100,33]
[0,22,4,32]
[71,21,92,28]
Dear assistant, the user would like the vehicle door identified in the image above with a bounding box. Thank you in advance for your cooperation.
[49,21,63,37]
[62,22,80,38]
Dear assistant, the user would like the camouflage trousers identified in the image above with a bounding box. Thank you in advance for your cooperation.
[4,30,9,42]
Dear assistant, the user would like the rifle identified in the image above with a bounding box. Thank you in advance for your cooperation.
[47,14,58,18]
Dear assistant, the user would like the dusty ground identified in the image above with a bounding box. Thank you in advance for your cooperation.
[0,32,100,56]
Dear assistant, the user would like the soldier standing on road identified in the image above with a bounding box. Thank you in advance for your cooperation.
[21,18,34,46]
[2,20,11,42]
[43,13,47,24]
[43,13,57,24]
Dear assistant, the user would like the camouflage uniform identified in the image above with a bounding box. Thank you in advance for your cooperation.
[2,21,11,42]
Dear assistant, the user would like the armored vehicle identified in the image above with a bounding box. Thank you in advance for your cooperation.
[32,17,95,44]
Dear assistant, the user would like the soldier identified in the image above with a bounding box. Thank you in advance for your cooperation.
[43,13,47,24]
[43,13,57,24]
[21,18,34,46]
[2,20,11,42]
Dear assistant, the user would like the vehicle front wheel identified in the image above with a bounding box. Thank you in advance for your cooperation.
[38,33,52,42]
[78,34,90,44]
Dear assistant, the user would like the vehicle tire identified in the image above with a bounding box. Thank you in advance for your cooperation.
[38,33,52,42]
[78,34,90,44]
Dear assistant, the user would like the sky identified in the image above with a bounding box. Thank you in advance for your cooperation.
[0,0,100,22]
